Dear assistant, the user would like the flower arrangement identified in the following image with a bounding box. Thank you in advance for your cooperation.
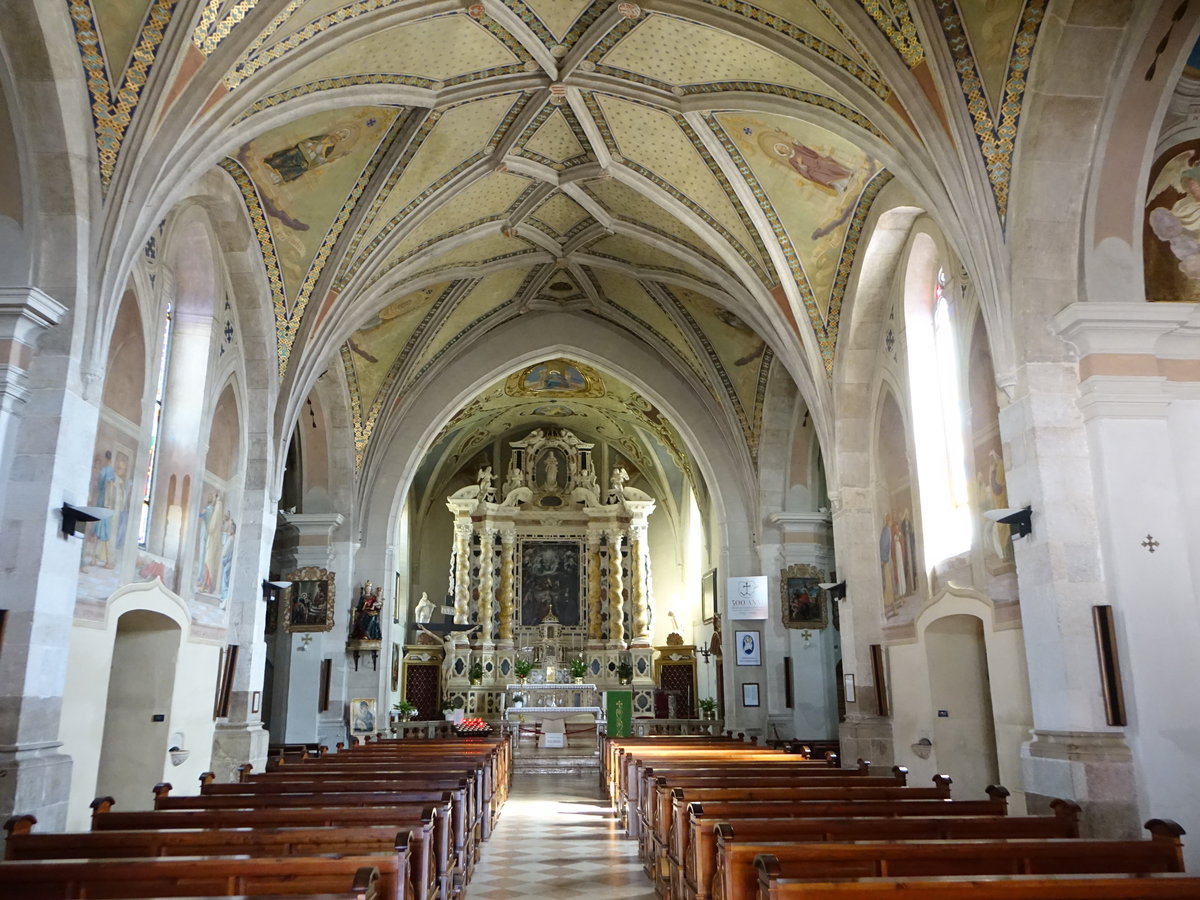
[513,658,533,679]
[697,697,718,719]
[569,657,588,680]
[468,661,484,683]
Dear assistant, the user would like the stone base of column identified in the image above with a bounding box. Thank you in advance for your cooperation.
[210,722,271,779]
[837,714,895,768]
[1021,729,1138,838]
[629,646,654,684]
[0,741,73,832]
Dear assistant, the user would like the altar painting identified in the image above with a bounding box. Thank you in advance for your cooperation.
[520,541,581,626]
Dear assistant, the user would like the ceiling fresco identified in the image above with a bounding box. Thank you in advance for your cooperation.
[72,0,1052,477]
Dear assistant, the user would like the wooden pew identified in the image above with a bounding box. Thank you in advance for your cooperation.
[667,789,1011,900]
[621,754,846,838]
[753,862,1200,900]
[0,856,400,900]
[88,802,452,900]
[681,800,1081,900]
[638,769,911,863]
[647,779,957,889]
[742,822,1187,900]
[152,782,472,882]
[5,816,427,900]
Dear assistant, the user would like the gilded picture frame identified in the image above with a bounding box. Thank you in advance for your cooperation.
[283,565,335,633]
[780,563,827,629]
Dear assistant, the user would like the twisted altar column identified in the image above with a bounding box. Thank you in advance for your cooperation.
[630,520,651,646]
[478,528,495,641]
[498,528,515,642]
[587,530,603,639]
[453,519,473,624]
[608,531,625,644]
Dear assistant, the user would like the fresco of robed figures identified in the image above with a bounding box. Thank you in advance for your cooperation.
[194,483,239,607]
[876,390,919,619]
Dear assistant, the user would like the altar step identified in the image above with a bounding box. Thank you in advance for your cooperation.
[512,750,601,776]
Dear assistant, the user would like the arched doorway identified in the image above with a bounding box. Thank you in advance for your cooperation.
[95,610,181,809]
[925,614,999,798]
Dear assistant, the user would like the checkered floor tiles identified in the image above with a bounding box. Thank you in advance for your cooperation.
[470,774,657,899]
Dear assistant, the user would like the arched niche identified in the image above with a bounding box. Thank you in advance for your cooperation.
[922,613,1000,801]
[194,382,242,607]
[77,287,147,611]
[94,610,182,812]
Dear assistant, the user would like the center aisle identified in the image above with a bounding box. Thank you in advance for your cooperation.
[470,773,657,899]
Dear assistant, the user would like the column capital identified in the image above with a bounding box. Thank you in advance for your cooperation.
[279,512,345,568]
[0,287,67,410]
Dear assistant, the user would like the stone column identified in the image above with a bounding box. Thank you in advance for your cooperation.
[478,527,495,642]
[998,341,1138,837]
[608,530,625,645]
[452,519,473,625]
[0,287,77,833]
[628,518,651,647]
[1048,303,1200,840]
[275,513,345,747]
[586,528,604,640]
[497,527,515,643]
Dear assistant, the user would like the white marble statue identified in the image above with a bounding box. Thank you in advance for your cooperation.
[414,591,435,623]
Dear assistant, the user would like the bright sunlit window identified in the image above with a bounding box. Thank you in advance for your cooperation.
[905,244,971,566]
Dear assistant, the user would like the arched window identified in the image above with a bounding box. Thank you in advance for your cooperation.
[905,238,970,566]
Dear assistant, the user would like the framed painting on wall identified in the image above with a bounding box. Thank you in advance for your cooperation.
[742,682,760,707]
[701,568,717,624]
[734,630,761,666]
[781,563,827,629]
[349,697,377,736]
[283,566,335,633]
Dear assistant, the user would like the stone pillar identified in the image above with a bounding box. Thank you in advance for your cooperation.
[275,513,345,747]
[452,519,472,625]
[0,287,76,833]
[999,341,1138,837]
[586,528,603,640]
[478,527,495,642]
[1050,303,1200,842]
[607,530,625,644]
[628,518,651,647]
[497,527,515,644]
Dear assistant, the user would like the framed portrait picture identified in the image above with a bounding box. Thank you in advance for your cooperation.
[701,568,717,624]
[734,630,761,666]
[742,682,760,707]
[283,566,335,633]
[781,563,827,629]
[349,697,377,736]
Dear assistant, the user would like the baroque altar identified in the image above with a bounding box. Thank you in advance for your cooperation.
[433,427,659,719]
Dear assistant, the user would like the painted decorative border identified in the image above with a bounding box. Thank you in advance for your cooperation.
[193,0,260,56]
[69,0,178,188]
[855,0,925,68]
[218,156,285,370]
[823,169,895,367]
[680,83,885,141]
[934,0,1047,226]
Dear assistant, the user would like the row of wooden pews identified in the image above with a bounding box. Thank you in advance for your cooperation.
[1,734,511,900]
[603,735,1200,900]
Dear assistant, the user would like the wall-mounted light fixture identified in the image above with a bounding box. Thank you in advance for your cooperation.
[262,579,292,600]
[60,502,114,538]
[818,580,847,601]
[984,506,1033,539]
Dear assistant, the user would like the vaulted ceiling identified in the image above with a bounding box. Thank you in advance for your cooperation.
[77,0,1047,482]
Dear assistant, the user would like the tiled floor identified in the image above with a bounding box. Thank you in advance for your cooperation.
[470,773,657,899]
